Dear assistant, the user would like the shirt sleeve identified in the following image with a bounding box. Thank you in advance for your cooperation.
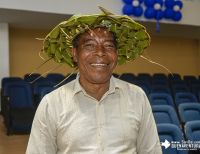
[26,96,57,154]
[136,92,163,154]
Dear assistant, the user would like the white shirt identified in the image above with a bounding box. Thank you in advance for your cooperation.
[26,76,162,154]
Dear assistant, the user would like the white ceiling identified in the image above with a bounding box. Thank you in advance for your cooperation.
[0,8,71,29]
[0,8,200,39]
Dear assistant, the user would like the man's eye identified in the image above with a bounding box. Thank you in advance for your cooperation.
[104,43,115,49]
[83,43,95,49]
[85,44,94,47]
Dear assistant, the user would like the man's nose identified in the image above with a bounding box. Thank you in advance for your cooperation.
[95,45,106,56]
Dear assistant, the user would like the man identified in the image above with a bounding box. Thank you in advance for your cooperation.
[26,7,162,154]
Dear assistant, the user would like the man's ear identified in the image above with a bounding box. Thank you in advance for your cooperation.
[71,48,78,63]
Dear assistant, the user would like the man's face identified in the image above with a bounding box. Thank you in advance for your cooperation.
[72,27,118,84]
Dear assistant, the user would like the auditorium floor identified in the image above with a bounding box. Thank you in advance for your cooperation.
[0,115,29,154]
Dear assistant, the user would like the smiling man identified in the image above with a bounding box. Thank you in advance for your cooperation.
[26,8,162,154]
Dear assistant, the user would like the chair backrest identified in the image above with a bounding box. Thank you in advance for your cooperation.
[178,103,200,123]
[2,77,23,90]
[134,80,151,94]
[33,80,55,95]
[190,84,200,96]
[198,91,200,102]
[171,84,190,95]
[24,73,41,82]
[119,73,136,83]
[4,81,33,108]
[63,73,77,84]
[175,92,198,106]
[168,73,182,82]
[40,87,54,100]
[152,105,180,127]
[152,73,168,85]
[183,75,198,86]
[185,120,200,141]
[46,73,65,83]
[151,85,171,94]
[157,124,187,154]
[148,93,174,107]
[33,80,55,106]
[137,73,152,83]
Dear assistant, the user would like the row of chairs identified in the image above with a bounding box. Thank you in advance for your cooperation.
[118,73,200,99]
[1,75,200,134]
[1,73,77,135]
[152,104,200,127]
[157,124,187,154]
[1,80,35,135]
[152,105,200,154]
[3,72,200,99]
[2,73,199,110]
[23,73,77,84]
[8,72,200,87]
[157,122,200,154]
[1,73,77,105]
[148,92,200,108]
[1,74,200,153]
[118,73,200,85]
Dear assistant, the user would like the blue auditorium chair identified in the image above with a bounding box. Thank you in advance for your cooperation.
[183,75,198,87]
[198,92,200,102]
[190,84,200,99]
[152,105,180,127]
[137,73,152,84]
[148,93,175,107]
[46,73,65,84]
[24,73,41,82]
[178,103,200,124]
[157,124,188,154]
[33,79,55,106]
[171,83,190,96]
[185,121,200,154]
[150,85,171,94]
[1,76,23,96]
[40,87,54,100]
[62,73,77,84]
[175,92,198,107]
[134,80,151,95]
[152,73,168,85]
[185,121,200,141]
[3,80,35,135]
[1,77,23,88]
[168,73,182,82]
[119,73,136,83]
[1,77,23,117]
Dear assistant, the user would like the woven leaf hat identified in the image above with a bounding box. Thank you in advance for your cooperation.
[43,7,150,68]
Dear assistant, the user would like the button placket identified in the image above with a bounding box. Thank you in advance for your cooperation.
[96,102,105,153]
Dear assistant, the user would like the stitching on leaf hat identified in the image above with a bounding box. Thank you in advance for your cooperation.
[43,6,151,68]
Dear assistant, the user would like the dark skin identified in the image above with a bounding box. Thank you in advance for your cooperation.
[72,27,118,101]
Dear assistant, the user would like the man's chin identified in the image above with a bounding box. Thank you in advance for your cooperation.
[89,75,111,84]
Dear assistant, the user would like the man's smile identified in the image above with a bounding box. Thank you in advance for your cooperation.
[90,63,109,67]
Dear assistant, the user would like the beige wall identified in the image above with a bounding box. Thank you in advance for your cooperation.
[9,27,200,78]
[9,28,74,77]
[116,36,199,76]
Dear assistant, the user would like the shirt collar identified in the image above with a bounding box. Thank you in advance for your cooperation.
[72,73,120,97]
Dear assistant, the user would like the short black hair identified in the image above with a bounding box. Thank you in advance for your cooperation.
[72,28,117,48]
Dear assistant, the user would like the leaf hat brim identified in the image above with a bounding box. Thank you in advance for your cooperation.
[43,7,151,68]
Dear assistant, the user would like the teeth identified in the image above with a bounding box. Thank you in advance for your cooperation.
[91,63,107,66]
